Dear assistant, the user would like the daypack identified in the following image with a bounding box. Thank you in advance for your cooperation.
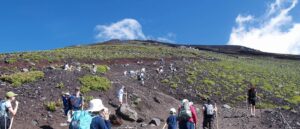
[0,100,8,117]
[178,101,192,121]
[204,104,214,116]
[248,89,256,99]
[70,96,82,110]
[69,111,93,129]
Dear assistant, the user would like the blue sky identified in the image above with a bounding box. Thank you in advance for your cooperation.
[1,0,300,54]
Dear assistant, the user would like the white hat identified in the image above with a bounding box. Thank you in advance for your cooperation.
[170,108,176,113]
[189,102,193,106]
[181,99,189,105]
[87,99,106,112]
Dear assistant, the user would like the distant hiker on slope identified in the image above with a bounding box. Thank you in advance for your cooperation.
[67,87,84,122]
[61,92,71,116]
[117,86,126,106]
[248,84,257,116]
[178,99,197,129]
[202,99,217,129]
[162,108,177,129]
[0,91,19,129]
[89,99,111,129]
[92,63,97,74]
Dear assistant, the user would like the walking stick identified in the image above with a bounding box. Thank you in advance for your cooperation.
[215,103,219,129]
[125,91,128,104]
[5,104,19,129]
[8,116,14,129]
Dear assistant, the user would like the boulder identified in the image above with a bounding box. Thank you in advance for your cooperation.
[153,97,161,104]
[222,104,231,109]
[149,118,161,126]
[117,104,138,121]
[22,68,29,72]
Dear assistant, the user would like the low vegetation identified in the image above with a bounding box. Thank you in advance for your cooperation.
[0,71,44,87]
[45,101,57,112]
[79,75,111,93]
[96,65,110,73]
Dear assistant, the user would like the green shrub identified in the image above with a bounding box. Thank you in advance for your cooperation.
[0,71,44,87]
[161,79,169,83]
[256,102,277,109]
[287,95,300,105]
[6,58,17,64]
[170,82,178,89]
[79,75,111,93]
[203,79,215,86]
[55,82,65,89]
[85,96,94,103]
[45,101,56,112]
[97,65,109,73]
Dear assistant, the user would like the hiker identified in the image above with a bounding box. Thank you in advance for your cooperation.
[117,86,126,106]
[0,91,19,129]
[178,99,197,129]
[248,84,257,116]
[62,92,71,116]
[162,108,177,129]
[89,99,111,129]
[202,99,217,129]
[137,72,145,85]
[67,87,84,122]
[64,63,71,71]
[92,63,97,74]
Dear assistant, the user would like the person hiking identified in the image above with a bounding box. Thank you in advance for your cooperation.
[89,99,111,129]
[202,99,217,129]
[62,92,71,116]
[0,91,19,129]
[162,108,177,129]
[178,99,197,129]
[117,86,126,106]
[67,87,84,122]
[248,84,257,116]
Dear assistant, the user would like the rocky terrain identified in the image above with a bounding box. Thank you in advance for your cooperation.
[0,40,299,129]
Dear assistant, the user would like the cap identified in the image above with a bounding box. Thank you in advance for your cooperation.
[6,91,18,98]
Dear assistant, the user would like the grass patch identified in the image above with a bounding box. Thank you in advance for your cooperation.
[96,65,109,73]
[0,71,44,87]
[256,102,277,109]
[45,101,57,112]
[287,95,300,105]
[55,82,65,89]
[79,75,111,93]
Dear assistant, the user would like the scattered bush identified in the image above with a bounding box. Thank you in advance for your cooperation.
[97,65,109,73]
[55,82,65,89]
[45,101,56,112]
[79,75,111,93]
[287,95,300,105]
[0,71,44,87]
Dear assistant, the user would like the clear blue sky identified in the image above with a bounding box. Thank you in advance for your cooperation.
[1,0,299,53]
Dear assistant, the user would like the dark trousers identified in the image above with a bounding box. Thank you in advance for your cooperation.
[0,116,11,129]
[203,116,213,129]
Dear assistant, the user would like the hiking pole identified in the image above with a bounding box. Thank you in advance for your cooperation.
[8,116,14,129]
[81,96,84,110]
[125,91,128,104]
[215,103,219,129]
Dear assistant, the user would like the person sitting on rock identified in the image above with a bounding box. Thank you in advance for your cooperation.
[92,63,97,74]
[248,84,257,116]
[0,91,19,129]
[89,99,111,129]
[162,108,177,129]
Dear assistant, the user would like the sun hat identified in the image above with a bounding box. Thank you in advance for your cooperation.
[170,108,176,114]
[181,99,189,105]
[6,91,18,98]
[87,99,106,112]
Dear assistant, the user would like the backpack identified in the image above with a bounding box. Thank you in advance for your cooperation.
[70,96,82,110]
[69,111,93,129]
[0,100,8,117]
[178,101,192,121]
[248,89,256,99]
[204,104,214,116]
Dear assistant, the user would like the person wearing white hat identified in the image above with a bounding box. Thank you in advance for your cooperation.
[61,92,71,116]
[162,108,177,129]
[117,86,126,106]
[0,91,19,129]
[89,99,111,129]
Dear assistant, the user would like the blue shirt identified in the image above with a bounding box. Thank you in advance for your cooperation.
[90,115,112,129]
[167,115,177,129]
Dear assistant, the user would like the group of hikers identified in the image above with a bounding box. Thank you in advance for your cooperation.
[0,83,258,129]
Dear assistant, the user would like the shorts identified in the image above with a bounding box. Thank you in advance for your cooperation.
[248,98,256,106]
[119,96,123,103]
